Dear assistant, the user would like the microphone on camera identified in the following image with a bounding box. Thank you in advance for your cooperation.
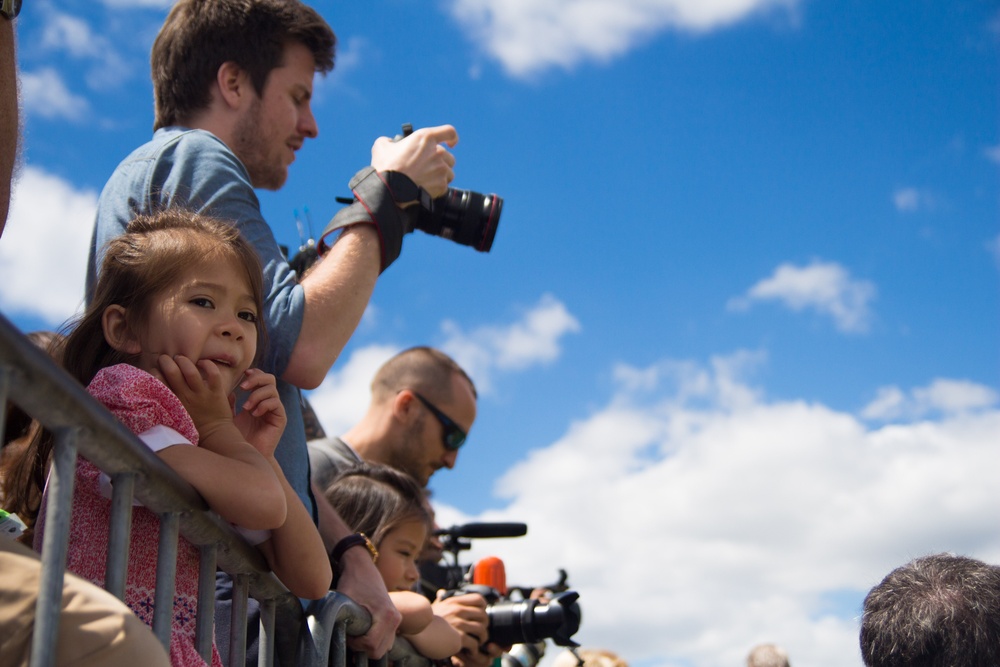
[438,522,528,540]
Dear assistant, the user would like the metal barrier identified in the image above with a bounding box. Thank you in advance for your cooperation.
[0,311,430,667]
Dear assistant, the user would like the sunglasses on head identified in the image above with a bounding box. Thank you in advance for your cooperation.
[413,392,467,451]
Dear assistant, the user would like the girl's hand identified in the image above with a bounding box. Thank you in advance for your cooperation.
[155,354,233,438]
[232,368,286,456]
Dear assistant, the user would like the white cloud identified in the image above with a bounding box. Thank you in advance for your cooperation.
[446,0,800,78]
[892,186,936,213]
[440,293,581,392]
[97,0,173,8]
[307,295,580,433]
[41,12,104,58]
[0,166,96,323]
[306,343,401,438]
[989,233,1000,268]
[985,144,1000,164]
[728,260,876,334]
[20,69,90,121]
[38,10,132,90]
[438,353,1000,666]
[892,187,920,212]
[862,379,999,421]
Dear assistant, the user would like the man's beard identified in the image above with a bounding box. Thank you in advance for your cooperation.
[385,417,432,487]
[231,97,288,191]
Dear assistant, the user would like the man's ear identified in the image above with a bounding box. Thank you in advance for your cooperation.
[216,60,253,111]
[102,305,142,355]
[391,389,418,424]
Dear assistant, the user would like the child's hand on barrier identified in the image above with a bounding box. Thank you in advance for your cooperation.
[232,368,286,456]
[155,354,233,439]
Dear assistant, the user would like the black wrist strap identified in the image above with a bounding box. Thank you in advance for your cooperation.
[318,167,418,273]
[329,532,379,588]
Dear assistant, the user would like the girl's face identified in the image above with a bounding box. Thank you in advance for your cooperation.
[125,255,258,393]
[376,519,427,592]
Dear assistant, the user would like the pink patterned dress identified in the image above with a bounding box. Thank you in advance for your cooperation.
[38,364,223,667]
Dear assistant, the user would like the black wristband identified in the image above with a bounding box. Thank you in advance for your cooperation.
[318,167,420,272]
[331,532,379,567]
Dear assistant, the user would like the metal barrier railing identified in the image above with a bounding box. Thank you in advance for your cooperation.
[0,311,430,667]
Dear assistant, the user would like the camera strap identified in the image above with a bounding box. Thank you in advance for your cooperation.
[318,167,419,272]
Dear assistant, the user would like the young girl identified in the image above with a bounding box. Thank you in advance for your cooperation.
[13,211,331,666]
[323,463,462,660]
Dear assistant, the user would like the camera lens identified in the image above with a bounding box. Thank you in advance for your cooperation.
[485,591,581,647]
[417,188,503,252]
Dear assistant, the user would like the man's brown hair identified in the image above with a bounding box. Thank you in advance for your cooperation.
[151,0,336,130]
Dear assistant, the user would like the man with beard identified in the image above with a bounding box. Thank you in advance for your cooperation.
[87,0,463,659]
[309,346,504,667]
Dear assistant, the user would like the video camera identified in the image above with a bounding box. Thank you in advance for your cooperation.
[428,521,582,652]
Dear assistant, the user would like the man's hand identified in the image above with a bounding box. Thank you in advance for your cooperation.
[337,548,402,658]
[232,368,286,456]
[371,125,458,198]
[432,592,508,667]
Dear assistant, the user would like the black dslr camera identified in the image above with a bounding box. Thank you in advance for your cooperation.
[285,124,503,275]
[393,123,503,253]
[426,522,582,651]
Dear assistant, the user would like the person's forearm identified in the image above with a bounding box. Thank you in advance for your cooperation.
[260,459,332,600]
[405,616,463,660]
[282,226,380,389]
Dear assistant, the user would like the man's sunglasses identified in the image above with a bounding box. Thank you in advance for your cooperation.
[413,392,467,451]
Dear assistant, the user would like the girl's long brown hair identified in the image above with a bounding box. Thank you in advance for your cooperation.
[3,210,267,539]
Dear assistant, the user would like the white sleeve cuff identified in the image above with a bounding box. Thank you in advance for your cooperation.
[100,425,193,503]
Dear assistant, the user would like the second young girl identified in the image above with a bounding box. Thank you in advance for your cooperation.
[323,463,462,659]
[13,210,331,666]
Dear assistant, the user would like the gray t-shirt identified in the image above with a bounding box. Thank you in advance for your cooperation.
[308,436,362,491]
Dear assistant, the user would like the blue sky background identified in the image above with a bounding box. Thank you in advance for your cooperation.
[3,1,999,665]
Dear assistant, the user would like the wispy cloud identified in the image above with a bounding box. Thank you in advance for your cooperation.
[306,343,401,438]
[988,233,1000,268]
[0,166,97,323]
[440,293,581,392]
[862,378,999,421]
[892,186,935,213]
[307,294,581,434]
[97,0,173,8]
[728,260,876,334]
[20,69,90,121]
[436,354,1000,666]
[985,144,1000,164]
[38,9,133,90]
[446,0,800,78]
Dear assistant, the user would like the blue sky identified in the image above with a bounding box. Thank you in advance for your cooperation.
[3,1,999,665]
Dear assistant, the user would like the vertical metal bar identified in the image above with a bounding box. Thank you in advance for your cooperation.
[331,622,347,667]
[29,427,80,667]
[229,573,249,667]
[258,596,276,667]
[352,648,367,667]
[152,511,180,652]
[104,471,135,601]
[195,543,217,662]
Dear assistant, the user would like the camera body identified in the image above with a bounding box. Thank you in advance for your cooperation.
[394,123,503,253]
[443,583,581,648]
[429,522,582,650]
